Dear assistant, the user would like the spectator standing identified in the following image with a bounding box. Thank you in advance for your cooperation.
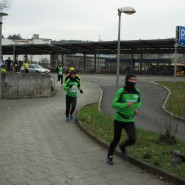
[23,56,29,73]
[14,58,19,73]
[1,64,7,73]
[5,57,12,71]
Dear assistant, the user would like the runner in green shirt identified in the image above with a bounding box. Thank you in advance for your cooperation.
[63,70,83,122]
[56,64,63,86]
[107,74,142,165]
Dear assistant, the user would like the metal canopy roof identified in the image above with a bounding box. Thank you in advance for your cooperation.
[2,39,185,55]
[53,39,185,54]
[2,43,70,55]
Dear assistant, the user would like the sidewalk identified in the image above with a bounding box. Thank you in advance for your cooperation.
[0,80,171,185]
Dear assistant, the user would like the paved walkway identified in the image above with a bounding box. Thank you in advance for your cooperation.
[0,80,172,185]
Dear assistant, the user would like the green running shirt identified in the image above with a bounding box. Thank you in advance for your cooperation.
[64,78,82,97]
[112,87,142,122]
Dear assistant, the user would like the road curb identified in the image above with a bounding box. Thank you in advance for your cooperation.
[150,81,185,121]
[76,105,185,185]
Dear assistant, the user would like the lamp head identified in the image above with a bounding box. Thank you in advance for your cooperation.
[118,6,136,15]
[0,12,8,23]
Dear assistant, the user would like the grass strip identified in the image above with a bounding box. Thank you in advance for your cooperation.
[157,81,185,118]
[79,103,185,179]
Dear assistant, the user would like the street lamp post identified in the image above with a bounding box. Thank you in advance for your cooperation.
[116,7,136,90]
[174,26,178,83]
[174,43,178,83]
[0,12,8,100]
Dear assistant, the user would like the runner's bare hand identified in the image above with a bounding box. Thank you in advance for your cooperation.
[127,102,134,107]
[134,109,139,115]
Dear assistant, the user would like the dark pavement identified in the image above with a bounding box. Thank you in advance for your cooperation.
[81,74,185,140]
[100,82,185,140]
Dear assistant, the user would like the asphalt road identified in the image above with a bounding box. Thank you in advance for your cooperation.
[82,74,185,140]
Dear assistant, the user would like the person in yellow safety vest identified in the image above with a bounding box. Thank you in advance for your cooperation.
[23,60,29,73]
[22,56,29,73]
[1,65,7,73]
[64,67,80,83]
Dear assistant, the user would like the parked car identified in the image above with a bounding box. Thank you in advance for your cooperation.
[20,64,50,73]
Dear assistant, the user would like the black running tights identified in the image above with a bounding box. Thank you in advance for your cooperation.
[65,95,77,117]
[108,120,136,156]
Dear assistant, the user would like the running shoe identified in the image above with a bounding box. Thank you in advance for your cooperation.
[120,146,129,160]
[107,155,114,165]
[66,117,70,122]
[70,114,73,121]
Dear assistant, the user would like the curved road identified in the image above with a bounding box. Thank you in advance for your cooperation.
[82,74,185,140]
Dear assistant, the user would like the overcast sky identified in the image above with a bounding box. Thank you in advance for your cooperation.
[2,0,185,41]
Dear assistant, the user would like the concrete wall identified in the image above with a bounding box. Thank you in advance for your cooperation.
[4,73,51,99]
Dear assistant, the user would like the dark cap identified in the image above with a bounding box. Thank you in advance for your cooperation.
[125,73,136,82]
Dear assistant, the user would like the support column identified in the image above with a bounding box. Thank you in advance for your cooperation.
[84,54,86,73]
[140,53,143,73]
[0,21,2,99]
[50,53,54,70]
[131,53,134,72]
[62,54,64,67]
[13,45,16,72]
[94,54,96,73]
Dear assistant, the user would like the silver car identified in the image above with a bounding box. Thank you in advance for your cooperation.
[21,64,50,73]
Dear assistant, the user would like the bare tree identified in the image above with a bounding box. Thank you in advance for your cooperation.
[0,0,11,12]
[158,111,179,144]
[157,97,185,144]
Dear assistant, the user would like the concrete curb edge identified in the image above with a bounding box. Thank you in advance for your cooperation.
[150,81,185,121]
